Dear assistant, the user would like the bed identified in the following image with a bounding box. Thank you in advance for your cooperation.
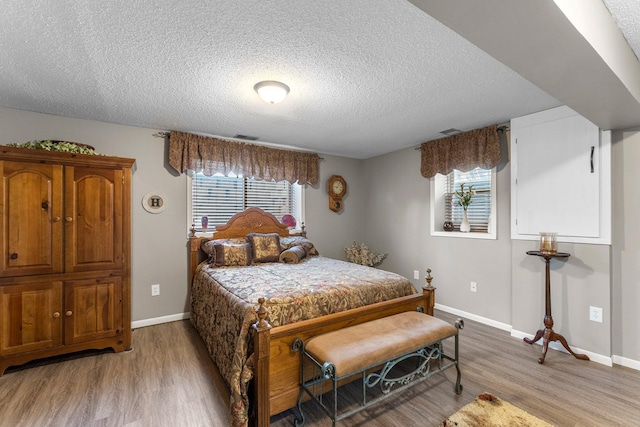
[187,208,435,427]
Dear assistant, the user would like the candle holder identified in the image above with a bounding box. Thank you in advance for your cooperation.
[539,232,558,255]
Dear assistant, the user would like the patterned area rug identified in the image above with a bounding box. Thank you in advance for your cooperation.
[441,393,553,427]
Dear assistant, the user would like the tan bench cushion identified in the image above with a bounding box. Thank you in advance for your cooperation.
[305,311,457,377]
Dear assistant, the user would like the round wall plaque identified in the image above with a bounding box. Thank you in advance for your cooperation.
[142,192,167,214]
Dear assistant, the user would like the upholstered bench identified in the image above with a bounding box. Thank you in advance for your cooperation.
[292,311,463,426]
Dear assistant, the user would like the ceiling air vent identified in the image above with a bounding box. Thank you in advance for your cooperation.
[233,134,259,141]
[439,128,462,136]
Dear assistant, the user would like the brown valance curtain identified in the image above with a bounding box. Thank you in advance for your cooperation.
[420,124,501,178]
[168,130,320,185]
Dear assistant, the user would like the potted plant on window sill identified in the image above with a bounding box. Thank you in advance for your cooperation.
[455,183,475,233]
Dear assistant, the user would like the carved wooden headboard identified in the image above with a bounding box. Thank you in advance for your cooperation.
[188,207,303,284]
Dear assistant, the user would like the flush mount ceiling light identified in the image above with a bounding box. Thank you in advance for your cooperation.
[254,80,290,104]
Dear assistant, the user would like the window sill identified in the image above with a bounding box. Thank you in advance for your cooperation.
[187,228,305,238]
[188,230,214,239]
[431,230,496,240]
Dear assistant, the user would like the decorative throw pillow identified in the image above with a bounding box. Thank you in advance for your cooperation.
[202,238,247,259]
[247,233,281,263]
[213,241,251,267]
[201,239,216,257]
[280,236,319,256]
[279,245,307,264]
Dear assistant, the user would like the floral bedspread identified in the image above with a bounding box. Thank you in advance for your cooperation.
[189,256,416,427]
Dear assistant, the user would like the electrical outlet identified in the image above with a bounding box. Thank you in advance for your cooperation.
[470,281,477,292]
[151,284,160,297]
[589,306,603,323]
[414,270,420,280]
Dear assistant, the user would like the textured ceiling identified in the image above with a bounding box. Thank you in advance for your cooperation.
[603,0,640,56]
[0,1,638,159]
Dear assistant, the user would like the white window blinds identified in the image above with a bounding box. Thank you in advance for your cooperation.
[444,168,492,232]
[191,173,301,229]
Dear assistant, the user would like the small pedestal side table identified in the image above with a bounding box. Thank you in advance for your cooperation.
[524,250,590,364]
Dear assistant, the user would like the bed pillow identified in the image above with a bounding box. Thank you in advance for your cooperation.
[280,236,319,256]
[279,245,307,264]
[202,238,246,258]
[213,241,252,267]
[201,239,217,257]
[247,233,281,263]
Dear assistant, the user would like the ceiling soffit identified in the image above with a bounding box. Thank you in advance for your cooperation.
[410,0,640,131]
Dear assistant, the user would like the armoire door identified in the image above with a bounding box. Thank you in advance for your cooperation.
[63,276,123,345]
[0,161,64,276]
[0,281,63,356]
[64,167,123,272]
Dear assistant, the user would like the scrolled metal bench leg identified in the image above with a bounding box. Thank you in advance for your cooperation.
[293,385,306,427]
[454,319,464,394]
[294,399,306,427]
[292,338,306,427]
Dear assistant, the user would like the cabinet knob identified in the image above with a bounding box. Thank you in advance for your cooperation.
[9,253,18,260]
[66,310,73,317]
[65,217,73,222]
[53,312,60,318]
[53,216,61,222]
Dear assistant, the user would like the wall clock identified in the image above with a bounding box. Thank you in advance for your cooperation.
[327,175,347,212]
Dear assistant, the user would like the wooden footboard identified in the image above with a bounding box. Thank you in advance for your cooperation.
[252,284,435,427]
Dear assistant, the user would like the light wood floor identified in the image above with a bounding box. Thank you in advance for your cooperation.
[1,311,639,426]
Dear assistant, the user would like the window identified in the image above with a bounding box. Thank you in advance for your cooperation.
[189,172,303,231]
[430,167,496,239]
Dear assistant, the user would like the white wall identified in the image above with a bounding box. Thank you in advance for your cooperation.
[511,241,611,359]
[612,127,640,367]
[304,154,364,260]
[362,133,513,323]
[0,107,364,324]
[361,129,627,366]
[2,106,637,368]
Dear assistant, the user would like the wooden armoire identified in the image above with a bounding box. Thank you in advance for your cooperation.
[0,145,134,376]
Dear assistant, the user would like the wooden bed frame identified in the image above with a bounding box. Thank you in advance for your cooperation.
[188,208,435,427]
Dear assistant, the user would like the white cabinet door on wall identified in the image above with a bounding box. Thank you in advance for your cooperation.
[511,106,611,244]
